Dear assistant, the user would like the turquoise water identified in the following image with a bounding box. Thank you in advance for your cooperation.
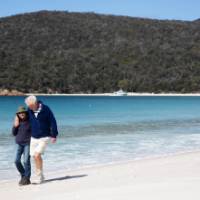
[1,96,200,180]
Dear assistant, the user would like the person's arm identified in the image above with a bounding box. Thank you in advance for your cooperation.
[12,115,19,136]
[48,107,58,141]
[12,126,18,136]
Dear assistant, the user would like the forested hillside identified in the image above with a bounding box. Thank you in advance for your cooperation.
[0,11,200,93]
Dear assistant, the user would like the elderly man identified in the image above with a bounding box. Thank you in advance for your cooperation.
[25,95,58,184]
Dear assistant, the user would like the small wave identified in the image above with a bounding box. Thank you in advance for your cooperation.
[57,118,200,138]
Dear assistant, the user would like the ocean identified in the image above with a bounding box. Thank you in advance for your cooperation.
[1,95,200,180]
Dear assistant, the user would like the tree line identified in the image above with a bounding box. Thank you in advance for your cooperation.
[0,11,200,93]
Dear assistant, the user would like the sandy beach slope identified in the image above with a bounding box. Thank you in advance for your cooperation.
[1,151,200,200]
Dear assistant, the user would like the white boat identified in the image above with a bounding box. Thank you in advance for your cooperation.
[113,89,127,96]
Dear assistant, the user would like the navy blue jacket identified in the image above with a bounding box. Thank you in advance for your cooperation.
[12,120,31,144]
[28,102,58,139]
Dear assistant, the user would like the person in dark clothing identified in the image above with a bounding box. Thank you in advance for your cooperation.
[12,106,31,186]
[25,95,58,184]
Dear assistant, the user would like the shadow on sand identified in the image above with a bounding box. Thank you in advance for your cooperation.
[43,174,88,183]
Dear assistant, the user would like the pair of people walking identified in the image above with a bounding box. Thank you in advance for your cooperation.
[12,95,58,185]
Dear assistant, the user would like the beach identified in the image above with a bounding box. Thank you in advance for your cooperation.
[1,151,200,200]
[1,1,199,199]
[2,91,200,97]
[1,96,200,180]
[1,95,200,199]
[25,93,200,96]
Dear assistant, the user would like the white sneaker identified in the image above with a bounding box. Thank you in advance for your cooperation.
[33,174,45,184]
[33,170,45,184]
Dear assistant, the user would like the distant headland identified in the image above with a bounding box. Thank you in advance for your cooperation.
[0,11,200,94]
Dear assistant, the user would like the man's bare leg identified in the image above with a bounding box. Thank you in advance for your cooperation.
[34,153,42,171]
[33,153,44,183]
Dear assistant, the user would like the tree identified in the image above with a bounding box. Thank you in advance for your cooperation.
[118,79,129,91]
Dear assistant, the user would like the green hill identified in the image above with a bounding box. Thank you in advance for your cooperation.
[0,11,200,93]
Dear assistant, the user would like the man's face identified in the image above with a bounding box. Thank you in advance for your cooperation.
[28,102,38,111]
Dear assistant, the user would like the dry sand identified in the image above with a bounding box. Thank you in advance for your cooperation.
[25,93,200,96]
[1,151,200,200]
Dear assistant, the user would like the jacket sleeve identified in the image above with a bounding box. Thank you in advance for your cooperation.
[48,107,58,138]
[12,126,18,136]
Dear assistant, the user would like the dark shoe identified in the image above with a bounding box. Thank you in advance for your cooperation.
[18,176,24,186]
[20,177,31,186]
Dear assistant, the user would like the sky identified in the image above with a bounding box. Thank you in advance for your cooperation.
[0,0,199,21]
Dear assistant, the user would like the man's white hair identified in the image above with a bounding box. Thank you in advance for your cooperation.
[25,95,37,105]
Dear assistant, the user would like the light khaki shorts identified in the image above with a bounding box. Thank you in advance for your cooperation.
[30,137,50,156]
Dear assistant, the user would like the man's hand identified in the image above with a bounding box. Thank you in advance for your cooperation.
[14,115,20,127]
[51,137,57,144]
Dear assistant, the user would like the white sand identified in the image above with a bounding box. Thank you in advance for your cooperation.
[25,92,200,96]
[1,151,200,200]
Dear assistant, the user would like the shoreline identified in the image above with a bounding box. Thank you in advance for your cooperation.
[1,149,200,183]
[26,92,200,96]
[5,92,200,96]
[1,150,200,199]
[2,91,200,96]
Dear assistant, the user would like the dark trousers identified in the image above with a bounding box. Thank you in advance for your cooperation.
[14,144,31,178]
